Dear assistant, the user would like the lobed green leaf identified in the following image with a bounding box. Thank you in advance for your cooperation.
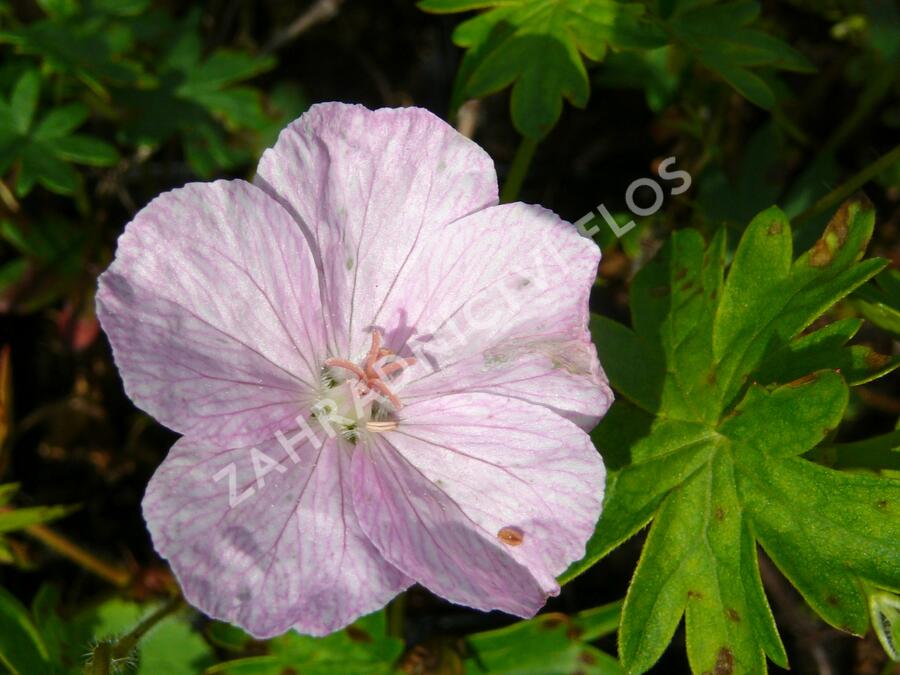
[419,0,664,138]
[573,198,898,673]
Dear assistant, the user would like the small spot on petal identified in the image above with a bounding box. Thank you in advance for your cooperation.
[497,526,524,546]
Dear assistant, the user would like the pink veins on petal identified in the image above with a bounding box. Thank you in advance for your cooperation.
[95,102,613,638]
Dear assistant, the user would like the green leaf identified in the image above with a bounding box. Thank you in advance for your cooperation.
[594,46,681,113]
[47,598,214,674]
[418,0,665,138]
[570,198,897,673]
[0,67,116,197]
[713,200,885,408]
[205,621,256,652]
[34,0,78,17]
[0,483,19,507]
[697,122,786,228]
[753,318,899,387]
[809,430,900,473]
[464,602,624,674]
[0,258,28,292]
[0,216,84,263]
[33,102,88,140]
[0,586,51,675]
[90,0,151,16]
[190,87,270,131]
[666,1,814,109]
[121,16,272,173]
[254,80,309,149]
[207,609,403,675]
[9,69,41,134]
[0,503,76,534]
[51,134,119,166]
[17,146,79,196]
[179,50,274,93]
[852,268,900,338]
[0,18,142,95]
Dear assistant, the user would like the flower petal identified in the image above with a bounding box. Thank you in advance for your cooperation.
[254,102,499,360]
[385,202,611,429]
[96,180,327,446]
[143,435,411,637]
[352,393,605,617]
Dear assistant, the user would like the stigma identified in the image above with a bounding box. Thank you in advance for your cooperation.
[320,329,416,436]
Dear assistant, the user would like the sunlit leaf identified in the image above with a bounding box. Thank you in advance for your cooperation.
[42,598,214,674]
[566,199,898,673]
[418,0,665,138]
[464,601,623,674]
[207,610,403,675]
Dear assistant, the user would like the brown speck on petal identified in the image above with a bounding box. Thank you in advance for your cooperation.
[497,526,524,546]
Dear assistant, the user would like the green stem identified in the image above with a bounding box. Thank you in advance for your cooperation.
[88,642,111,675]
[85,596,183,674]
[111,595,184,660]
[823,61,900,155]
[24,523,131,588]
[794,141,900,225]
[500,136,538,203]
[386,592,407,640]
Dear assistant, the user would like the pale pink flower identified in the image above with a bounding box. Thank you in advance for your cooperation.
[96,103,612,637]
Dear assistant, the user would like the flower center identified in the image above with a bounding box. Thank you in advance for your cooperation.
[317,329,416,438]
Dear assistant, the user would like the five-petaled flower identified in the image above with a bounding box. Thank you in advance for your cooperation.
[96,103,613,637]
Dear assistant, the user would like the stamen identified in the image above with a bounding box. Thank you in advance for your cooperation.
[365,329,382,376]
[324,358,367,381]
[375,357,417,378]
[324,329,411,419]
[366,420,398,433]
[369,379,403,409]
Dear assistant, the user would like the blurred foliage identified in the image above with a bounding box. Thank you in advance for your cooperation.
[0,0,307,315]
[0,0,899,673]
[0,68,117,197]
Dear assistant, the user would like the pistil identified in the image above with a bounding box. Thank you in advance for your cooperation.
[325,329,416,411]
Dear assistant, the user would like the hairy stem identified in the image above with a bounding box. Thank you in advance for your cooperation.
[111,595,184,660]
